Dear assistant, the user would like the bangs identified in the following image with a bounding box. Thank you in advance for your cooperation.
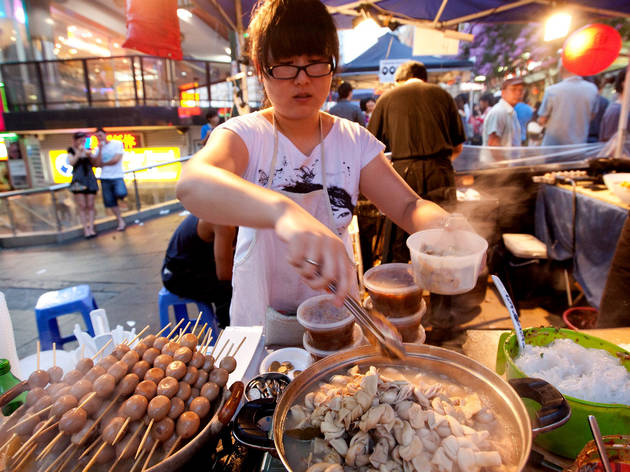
[265,14,337,65]
[249,0,339,72]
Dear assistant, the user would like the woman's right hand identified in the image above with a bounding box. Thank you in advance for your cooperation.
[274,202,354,305]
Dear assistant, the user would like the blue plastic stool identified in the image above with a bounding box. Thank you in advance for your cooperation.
[35,284,97,350]
[158,287,219,341]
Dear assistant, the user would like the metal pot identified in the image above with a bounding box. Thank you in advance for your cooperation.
[236,344,570,471]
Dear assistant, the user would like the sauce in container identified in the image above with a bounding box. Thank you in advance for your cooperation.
[364,263,422,317]
[388,299,426,342]
[297,295,354,351]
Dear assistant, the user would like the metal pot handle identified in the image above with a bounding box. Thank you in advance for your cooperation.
[509,377,571,435]
[232,398,277,453]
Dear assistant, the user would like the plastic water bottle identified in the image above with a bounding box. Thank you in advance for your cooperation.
[0,359,25,416]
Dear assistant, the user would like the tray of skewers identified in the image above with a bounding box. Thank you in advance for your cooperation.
[0,318,245,472]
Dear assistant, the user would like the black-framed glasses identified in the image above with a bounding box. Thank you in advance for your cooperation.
[266,61,334,80]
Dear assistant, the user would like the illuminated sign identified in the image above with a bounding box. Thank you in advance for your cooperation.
[49,147,181,184]
[85,133,141,151]
[178,83,201,117]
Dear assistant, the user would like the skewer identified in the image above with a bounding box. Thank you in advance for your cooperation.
[233,337,247,357]
[10,417,55,459]
[91,339,113,360]
[77,394,119,445]
[81,441,107,472]
[111,417,130,446]
[141,440,159,472]
[37,341,41,371]
[41,441,74,472]
[191,313,202,336]
[209,329,224,356]
[109,422,144,470]
[53,342,56,367]
[81,344,85,360]
[196,324,207,343]
[154,323,171,338]
[163,436,182,460]
[135,419,154,459]
[126,325,150,346]
[165,319,184,339]
[200,331,211,354]
[215,341,230,360]
[12,442,37,472]
[56,445,79,472]
[78,434,103,459]
[129,449,146,472]
[8,405,54,432]
[176,322,191,341]
[0,433,18,455]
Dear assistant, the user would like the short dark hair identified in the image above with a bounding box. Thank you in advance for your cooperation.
[206,109,218,120]
[337,82,352,99]
[94,127,106,134]
[394,61,427,82]
[73,131,86,140]
[480,93,494,105]
[615,70,626,94]
[248,0,339,76]
[501,77,524,89]
[359,97,375,112]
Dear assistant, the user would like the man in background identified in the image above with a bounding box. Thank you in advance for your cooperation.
[201,109,220,143]
[600,70,629,142]
[93,128,127,231]
[162,215,235,328]
[368,60,465,262]
[538,67,597,145]
[514,90,533,145]
[483,78,524,147]
[329,82,366,125]
[588,76,609,142]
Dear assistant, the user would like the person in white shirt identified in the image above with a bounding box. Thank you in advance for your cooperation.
[482,78,523,147]
[93,128,127,231]
[175,0,472,327]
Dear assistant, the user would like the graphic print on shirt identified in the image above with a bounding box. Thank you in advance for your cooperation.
[257,156,354,230]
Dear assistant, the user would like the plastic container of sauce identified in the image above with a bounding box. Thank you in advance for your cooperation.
[363,263,422,317]
[297,294,354,351]
[303,325,364,362]
[388,299,426,342]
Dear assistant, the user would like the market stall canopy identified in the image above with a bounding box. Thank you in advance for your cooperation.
[196,0,630,35]
[340,33,472,74]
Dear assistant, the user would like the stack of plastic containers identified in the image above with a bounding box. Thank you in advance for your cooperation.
[363,263,426,343]
[297,294,365,361]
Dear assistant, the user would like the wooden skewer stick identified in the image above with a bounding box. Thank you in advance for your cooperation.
[77,394,120,445]
[41,441,74,472]
[196,324,207,342]
[223,342,234,359]
[11,442,37,472]
[53,342,56,367]
[210,329,224,356]
[135,419,154,459]
[37,341,41,371]
[81,344,85,360]
[191,312,202,336]
[233,337,247,357]
[111,416,130,446]
[11,416,54,455]
[199,331,210,354]
[35,430,64,462]
[166,319,184,339]
[8,404,54,432]
[78,434,103,459]
[81,441,107,472]
[129,449,146,472]
[154,323,171,338]
[125,325,150,346]
[203,337,213,355]
[141,440,159,472]
[90,339,113,360]
[0,433,18,455]
[215,341,230,360]
[163,436,182,461]
[109,421,144,471]
[56,445,79,472]
[177,322,192,341]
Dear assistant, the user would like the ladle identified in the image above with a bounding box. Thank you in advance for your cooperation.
[588,415,613,472]
[304,258,407,359]
[491,275,526,352]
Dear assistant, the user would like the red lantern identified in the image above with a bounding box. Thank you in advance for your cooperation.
[122,0,182,60]
[562,23,621,76]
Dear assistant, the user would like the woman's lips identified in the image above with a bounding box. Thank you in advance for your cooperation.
[293,93,312,102]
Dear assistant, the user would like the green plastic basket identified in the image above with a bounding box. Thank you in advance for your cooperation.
[496,327,630,459]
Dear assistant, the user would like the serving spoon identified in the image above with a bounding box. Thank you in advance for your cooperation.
[588,415,613,472]
[492,275,526,352]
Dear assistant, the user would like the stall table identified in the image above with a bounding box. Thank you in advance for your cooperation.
[535,183,629,309]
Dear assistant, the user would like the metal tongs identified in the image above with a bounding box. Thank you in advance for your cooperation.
[304,258,406,359]
[327,281,407,360]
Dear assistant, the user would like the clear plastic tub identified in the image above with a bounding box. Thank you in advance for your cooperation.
[406,229,488,295]
[297,294,354,351]
[303,325,364,362]
[389,299,426,342]
[363,263,422,317]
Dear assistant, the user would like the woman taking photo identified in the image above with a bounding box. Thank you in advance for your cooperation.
[177,0,467,327]
[68,132,99,238]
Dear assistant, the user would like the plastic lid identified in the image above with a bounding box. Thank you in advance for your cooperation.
[303,324,364,357]
[297,294,353,331]
[364,263,420,295]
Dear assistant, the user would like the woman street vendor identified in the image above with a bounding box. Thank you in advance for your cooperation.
[176,0,469,328]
